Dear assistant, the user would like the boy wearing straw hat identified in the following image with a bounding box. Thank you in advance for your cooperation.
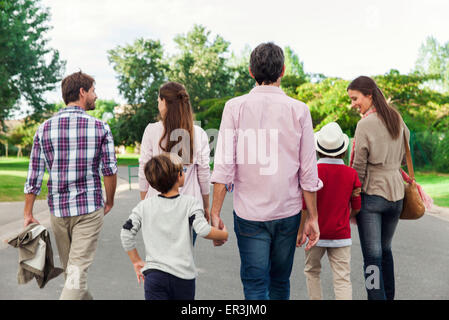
[297,122,362,300]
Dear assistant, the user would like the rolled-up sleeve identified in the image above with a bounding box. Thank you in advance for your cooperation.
[100,123,117,176]
[24,129,45,195]
[210,102,236,185]
[298,105,323,192]
[189,199,212,237]
[197,127,211,195]
[138,124,153,192]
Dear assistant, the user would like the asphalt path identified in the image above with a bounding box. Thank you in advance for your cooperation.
[1,167,448,300]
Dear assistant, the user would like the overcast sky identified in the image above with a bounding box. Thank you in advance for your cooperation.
[33,0,449,108]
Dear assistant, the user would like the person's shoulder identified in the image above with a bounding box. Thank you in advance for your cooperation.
[180,195,202,208]
[180,194,196,203]
[226,92,249,105]
[284,96,310,116]
[131,198,148,213]
[358,113,379,127]
[193,124,207,136]
[342,164,358,174]
[144,120,163,131]
[285,94,307,106]
[342,165,360,180]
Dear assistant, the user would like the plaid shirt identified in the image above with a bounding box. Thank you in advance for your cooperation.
[24,106,118,217]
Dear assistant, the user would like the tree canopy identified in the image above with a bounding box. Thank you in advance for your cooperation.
[0,0,65,124]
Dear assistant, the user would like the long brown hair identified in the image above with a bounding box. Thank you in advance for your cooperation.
[347,76,402,139]
[158,82,194,163]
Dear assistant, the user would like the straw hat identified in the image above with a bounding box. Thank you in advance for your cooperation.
[314,122,349,157]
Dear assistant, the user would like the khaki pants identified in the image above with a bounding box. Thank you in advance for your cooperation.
[50,207,104,300]
[304,245,352,300]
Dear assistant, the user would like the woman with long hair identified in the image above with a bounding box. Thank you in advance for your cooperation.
[347,76,410,300]
[138,82,211,230]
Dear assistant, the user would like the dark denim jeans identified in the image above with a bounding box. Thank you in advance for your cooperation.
[356,194,403,300]
[143,269,195,300]
[233,211,301,300]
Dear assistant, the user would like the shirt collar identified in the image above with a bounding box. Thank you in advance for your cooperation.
[317,158,345,165]
[58,106,87,115]
[158,194,180,199]
[249,85,286,95]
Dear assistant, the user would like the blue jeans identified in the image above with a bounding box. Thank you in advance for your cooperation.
[356,194,403,300]
[143,269,195,300]
[233,211,301,300]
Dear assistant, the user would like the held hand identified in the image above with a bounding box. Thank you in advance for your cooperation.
[296,229,303,248]
[204,207,210,223]
[133,260,145,284]
[300,218,320,251]
[23,215,40,228]
[211,213,226,247]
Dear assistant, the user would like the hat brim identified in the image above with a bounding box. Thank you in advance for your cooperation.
[314,133,349,157]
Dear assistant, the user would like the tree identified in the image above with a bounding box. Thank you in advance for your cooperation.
[108,39,168,145]
[169,25,233,111]
[228,45,255,95]
[296,78,358,136]
[0,0,65,124]
[281,46,309,96]
[415,36,449,92]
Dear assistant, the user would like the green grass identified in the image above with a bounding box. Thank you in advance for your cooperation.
[1,156,448,207]
[116,153,139,166]
[0,157,49,202]
[415,172,449,208]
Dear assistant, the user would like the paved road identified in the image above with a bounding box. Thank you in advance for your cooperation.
[1,166,448,300]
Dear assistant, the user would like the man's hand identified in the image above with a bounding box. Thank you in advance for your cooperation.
[298,217,320,251]
[104,202,113,216]
[23,215,40,228]
[210,183,228,247]
[24,193,39,228]
[103,174,117,216]
[211,213,226,246]
[133,260,145,284]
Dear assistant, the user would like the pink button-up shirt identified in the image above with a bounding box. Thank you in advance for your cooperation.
[211,85,322,221]
[139,121,211,207]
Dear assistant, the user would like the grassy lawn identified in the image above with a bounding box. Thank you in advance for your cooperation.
[415,172,449,208]
[0,157,49,202]
[1,156,448,207]
[116,153,139,166]
[0,155,139,202]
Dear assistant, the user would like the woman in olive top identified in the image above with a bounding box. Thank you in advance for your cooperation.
[347,76,410,300]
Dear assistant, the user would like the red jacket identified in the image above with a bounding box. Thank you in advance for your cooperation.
[303,158,361,240]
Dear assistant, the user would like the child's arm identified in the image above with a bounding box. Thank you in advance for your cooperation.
[204,225,228,241]
[350,187,362,217]
[126,249,145,284]
[121,202,144,283]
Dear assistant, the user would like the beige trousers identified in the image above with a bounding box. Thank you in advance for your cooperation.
[304,245,352,300]
[50,207,104,300]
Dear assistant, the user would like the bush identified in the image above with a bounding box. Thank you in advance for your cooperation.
[413,131,449,173]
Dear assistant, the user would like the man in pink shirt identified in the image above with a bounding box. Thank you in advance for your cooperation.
[210,42,322,300]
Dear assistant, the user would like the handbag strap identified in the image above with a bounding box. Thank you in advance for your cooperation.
[403,128,415,181]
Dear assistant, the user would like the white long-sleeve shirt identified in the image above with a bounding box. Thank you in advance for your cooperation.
[120,194,211,280]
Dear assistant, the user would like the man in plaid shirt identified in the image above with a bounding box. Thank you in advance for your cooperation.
[23,71,117,300]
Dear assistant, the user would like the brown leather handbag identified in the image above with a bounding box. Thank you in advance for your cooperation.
[400,131,425,220]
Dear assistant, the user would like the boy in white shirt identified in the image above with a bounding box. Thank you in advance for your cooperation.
[121,153,228,300]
